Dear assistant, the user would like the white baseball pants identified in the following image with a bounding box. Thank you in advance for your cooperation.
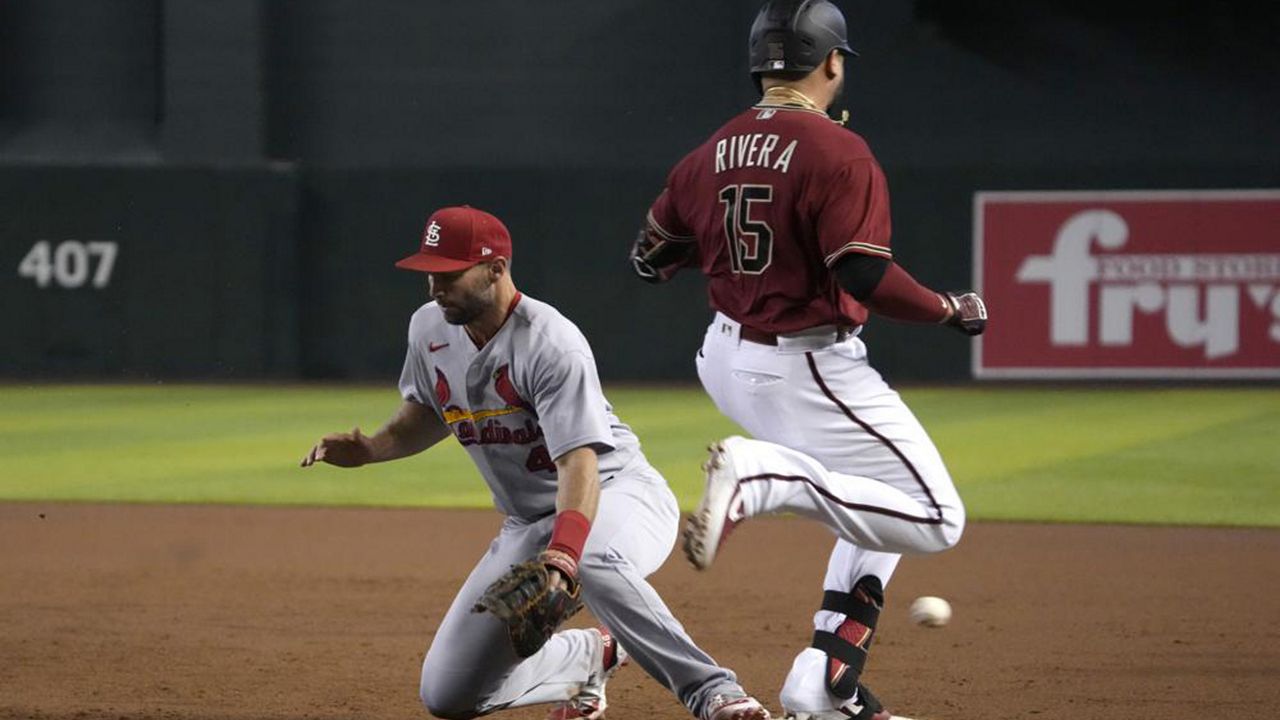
[695,313,965,713]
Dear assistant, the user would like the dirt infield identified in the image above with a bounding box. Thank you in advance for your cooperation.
[3,503,1278,720]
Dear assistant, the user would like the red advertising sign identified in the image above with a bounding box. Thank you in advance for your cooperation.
[975,190,1280,378]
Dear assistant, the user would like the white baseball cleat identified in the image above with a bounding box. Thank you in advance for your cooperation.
[683,436,748,571]
[546,627,627,720]
[782,685,911,720]
[778,707,911,712]
[705,694,772,720]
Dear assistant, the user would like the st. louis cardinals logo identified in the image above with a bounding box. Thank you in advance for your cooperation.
[423,220,442,248]
[494,364,534,413]
[433,365,543,450]
[435,368,451,407]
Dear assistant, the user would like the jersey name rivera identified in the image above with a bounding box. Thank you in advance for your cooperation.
[714,132,798,174]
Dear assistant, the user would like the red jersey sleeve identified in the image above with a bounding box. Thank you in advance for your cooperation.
[646,187,696,243]
[646,154,698,244]
[814,157,893,267]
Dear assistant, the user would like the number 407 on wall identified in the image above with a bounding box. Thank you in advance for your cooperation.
[17,240,118,289]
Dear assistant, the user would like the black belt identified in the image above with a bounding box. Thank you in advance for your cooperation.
[739,325,780,345]
[739,324,855,346]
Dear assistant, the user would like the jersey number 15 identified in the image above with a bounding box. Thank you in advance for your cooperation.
[718,184,774,275]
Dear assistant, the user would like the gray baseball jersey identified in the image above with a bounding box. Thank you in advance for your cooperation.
[398,293,642,520]
[399,291,750,718]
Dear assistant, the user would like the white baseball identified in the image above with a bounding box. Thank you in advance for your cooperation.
[909,596,951,627]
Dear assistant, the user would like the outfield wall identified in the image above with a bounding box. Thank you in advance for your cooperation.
[1,166,300,377]
[2,1,1277,382]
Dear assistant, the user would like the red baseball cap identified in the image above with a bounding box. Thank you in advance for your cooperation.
[394,205,513,273]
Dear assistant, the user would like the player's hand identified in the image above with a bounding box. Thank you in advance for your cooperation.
[941,291,987,336]
[629,228,666,283]
[300,427,375,468]
[539,548,579,593]
[472,550,584,657]
[629,227,693,284]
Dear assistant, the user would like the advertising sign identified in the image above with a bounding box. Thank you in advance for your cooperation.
[975,190,1280,378]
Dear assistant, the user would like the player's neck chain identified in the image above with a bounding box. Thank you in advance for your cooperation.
[760,86,822,112]
[757,86,849,125]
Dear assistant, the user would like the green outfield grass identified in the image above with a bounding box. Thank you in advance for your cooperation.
[1,384,1277,527]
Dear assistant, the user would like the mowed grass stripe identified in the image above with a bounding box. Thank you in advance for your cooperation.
[930,388,1275,485]
[0,384,1276,526]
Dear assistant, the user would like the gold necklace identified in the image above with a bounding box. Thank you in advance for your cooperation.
[761,86,822,112]
[760,86,848,125]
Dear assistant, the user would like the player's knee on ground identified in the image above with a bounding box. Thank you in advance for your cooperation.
[419,665,484,720]
[419,687,481,720]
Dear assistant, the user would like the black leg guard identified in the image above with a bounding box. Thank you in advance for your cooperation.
[846,683,884,720]
[810,575,883,700]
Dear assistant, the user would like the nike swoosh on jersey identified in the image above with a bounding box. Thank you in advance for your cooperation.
[429,342,450,353]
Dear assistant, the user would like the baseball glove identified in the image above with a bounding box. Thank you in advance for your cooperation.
[473,552,584,658]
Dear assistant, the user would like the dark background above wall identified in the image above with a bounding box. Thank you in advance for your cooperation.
[2,1,1277,381]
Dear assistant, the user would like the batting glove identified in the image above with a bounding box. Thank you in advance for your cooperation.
[942,291,987,336]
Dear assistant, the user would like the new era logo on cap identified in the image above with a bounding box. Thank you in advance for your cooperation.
[395,205,513,273]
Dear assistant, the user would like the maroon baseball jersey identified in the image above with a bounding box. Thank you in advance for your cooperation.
[647,102,893,333]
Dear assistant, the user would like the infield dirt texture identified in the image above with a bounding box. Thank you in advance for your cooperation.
[4,502,1278,720]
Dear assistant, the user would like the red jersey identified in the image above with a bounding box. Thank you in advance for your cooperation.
[647,101,893,333]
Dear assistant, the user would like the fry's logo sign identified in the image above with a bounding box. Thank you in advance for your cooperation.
[975,191,1280,378]
[1018,209,1280,358]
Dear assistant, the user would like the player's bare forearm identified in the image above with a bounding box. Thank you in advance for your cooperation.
[368,399,451,462]
[541,446,601,590]
[552,446,601,523]
[301,399,450,468]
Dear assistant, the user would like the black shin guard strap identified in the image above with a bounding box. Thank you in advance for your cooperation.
[848,683,884,720]
[814,577,884,700]
[821,590,880,627]
[812,629,869,675]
